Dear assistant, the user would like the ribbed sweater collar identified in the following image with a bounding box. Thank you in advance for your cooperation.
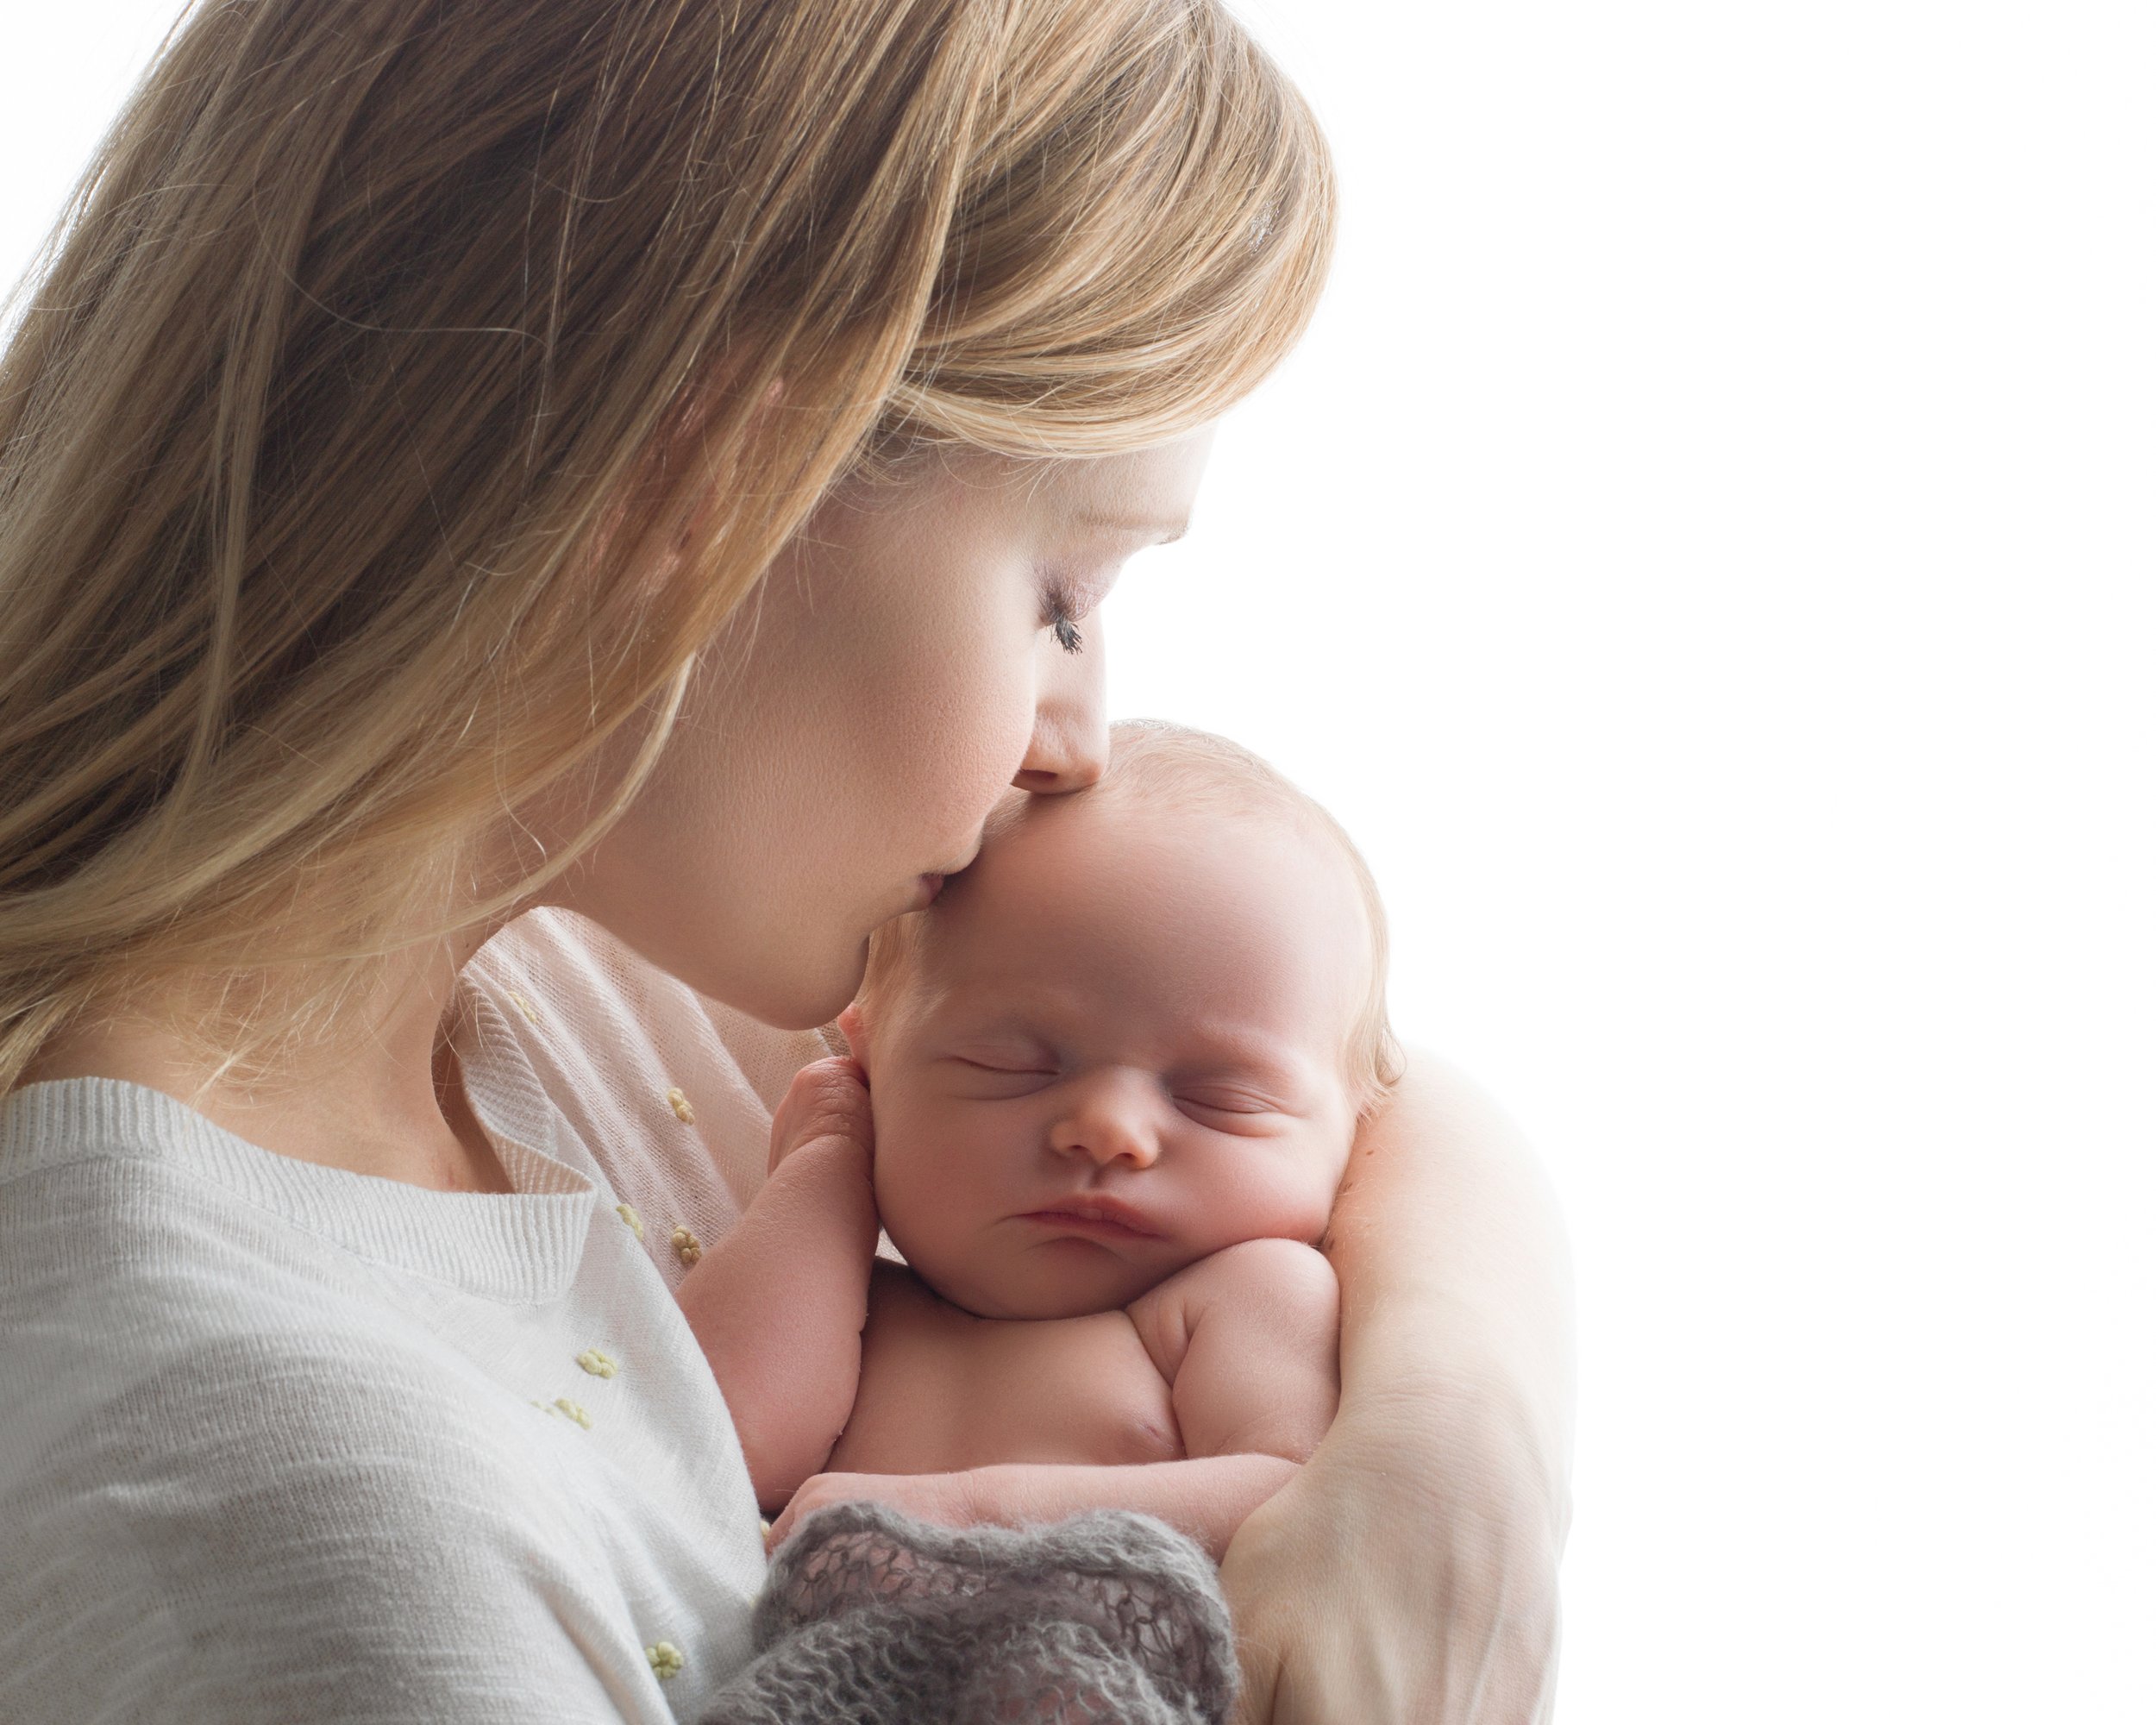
[0,986,595,1303]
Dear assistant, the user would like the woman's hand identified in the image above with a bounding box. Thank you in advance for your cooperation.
[767,1054,874,1178]
[1220,1047,1574,1722]
[765,1469,975,1551]
[1219,1379,1564,1723]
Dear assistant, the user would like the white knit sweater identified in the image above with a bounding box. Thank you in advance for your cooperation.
[0,908,831,1723]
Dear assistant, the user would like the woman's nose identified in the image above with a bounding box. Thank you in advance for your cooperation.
[1047,1077,1161,1170]
[1012,613,1108,795]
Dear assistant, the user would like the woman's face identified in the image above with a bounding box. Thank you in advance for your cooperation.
[549,430,1213,1028]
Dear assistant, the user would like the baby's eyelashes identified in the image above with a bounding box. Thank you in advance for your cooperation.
[1170,1100,1294,1138]
[1173,1089,1275,1115]
[937,1051,1062,1095]
[936,1044,1061,1087]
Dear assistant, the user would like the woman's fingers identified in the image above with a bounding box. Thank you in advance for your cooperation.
[767,1055,874,1176]
[1219,1415,1562,1724]
[766,1470,972,1552]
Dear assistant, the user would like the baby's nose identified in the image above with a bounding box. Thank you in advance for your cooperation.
[1065,1131,1159,1170]
[1047,1084,1161,1170]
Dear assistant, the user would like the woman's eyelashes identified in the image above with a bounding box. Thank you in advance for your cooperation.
[1036,557,1131,656]
[1040,579,1086,655]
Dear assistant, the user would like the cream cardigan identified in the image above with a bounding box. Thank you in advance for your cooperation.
[0,907,829,1723]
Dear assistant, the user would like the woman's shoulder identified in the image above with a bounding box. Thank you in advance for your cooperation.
[0,1074,765,1723]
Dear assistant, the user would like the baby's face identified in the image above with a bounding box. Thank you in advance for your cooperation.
[856,791,1368,1320]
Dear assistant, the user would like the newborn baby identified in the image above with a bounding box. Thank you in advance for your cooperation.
[680,721,1401,1563]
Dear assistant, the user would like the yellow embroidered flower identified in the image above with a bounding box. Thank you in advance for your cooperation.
[645,1641,684,1680]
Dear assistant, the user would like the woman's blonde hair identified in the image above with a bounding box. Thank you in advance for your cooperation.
[0,0,1334,1091]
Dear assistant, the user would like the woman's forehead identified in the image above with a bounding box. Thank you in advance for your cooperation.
[1046,428,1214,519]
[929,428,1213,531]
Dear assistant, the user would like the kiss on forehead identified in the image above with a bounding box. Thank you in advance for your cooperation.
[686,720,1401,1566]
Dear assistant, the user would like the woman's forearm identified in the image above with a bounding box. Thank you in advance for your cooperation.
[771,1456,1300,1562]
[958,1456,1300,1561]
[1217,1047,1574,1724]
[1324,1044,1575,1527]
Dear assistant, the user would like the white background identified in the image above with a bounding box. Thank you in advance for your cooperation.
[5,3,2150,1718]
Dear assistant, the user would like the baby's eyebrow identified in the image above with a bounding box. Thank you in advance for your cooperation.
[933,1007,1054,1044]
[1170,1035,1316,1096]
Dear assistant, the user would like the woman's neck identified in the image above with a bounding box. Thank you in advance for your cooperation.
[15,932,514,1195]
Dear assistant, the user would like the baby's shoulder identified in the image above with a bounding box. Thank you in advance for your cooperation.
[1126,1237,1339,1385]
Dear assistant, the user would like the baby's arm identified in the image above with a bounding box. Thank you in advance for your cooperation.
[771,1237,1340,1559]
[674,1057,880,1514]
[1129,1234,1342,1465]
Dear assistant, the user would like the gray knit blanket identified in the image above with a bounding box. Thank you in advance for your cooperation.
[699,1502,1239,1725]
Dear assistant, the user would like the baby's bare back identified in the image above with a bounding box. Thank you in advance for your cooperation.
[829,1262,1186,1475]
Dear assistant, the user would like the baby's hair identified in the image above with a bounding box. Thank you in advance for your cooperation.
[858,718,1405,1118]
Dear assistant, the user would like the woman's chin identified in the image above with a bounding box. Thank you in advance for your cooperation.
[655,936,856,1032]
[748,947,869,1032]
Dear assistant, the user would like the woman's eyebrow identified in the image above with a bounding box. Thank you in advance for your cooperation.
[1069,510,1189,543]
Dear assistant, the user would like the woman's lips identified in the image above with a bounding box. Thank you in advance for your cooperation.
[914,873,945,908]
[1018,1198,1163,1241]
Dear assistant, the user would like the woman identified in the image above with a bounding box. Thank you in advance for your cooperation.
[0,0,1570,1719]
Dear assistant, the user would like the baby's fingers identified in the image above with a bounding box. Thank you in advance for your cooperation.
[768,1055,873,1175]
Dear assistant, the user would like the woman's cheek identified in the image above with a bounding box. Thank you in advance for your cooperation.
[901,619,1044,828]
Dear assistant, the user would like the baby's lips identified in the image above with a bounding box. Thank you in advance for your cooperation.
[1016,1195,1165,1239]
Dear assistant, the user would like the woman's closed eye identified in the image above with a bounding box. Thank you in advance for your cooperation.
[1040,580,1086,656]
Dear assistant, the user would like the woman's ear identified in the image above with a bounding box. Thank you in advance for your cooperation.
[837,1001,869,1070]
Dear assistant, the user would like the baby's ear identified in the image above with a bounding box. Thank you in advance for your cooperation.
[836,1001,870,1070]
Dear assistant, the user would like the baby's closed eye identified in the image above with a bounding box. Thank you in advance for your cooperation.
[940,1052,1058,1099]
[1173,1088,1278,1115]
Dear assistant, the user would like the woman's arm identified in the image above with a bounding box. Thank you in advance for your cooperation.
[1219,1045,1576,1725]
[767,1454,1301,1562]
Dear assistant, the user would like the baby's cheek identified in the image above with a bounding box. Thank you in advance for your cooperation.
[874,1127,980,1263]
[1237,1163,1343,1251]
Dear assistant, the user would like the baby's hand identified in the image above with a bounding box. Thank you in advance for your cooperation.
[767,1055,874,1178]
[765,1469,976,1552]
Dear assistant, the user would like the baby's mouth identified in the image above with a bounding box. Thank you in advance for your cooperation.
[1017,1197,1163,1241]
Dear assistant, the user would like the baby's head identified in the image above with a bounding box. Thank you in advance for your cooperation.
[842,720,1402,1320]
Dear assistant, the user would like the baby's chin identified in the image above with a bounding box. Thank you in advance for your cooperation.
[909,1248,1158,1322]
